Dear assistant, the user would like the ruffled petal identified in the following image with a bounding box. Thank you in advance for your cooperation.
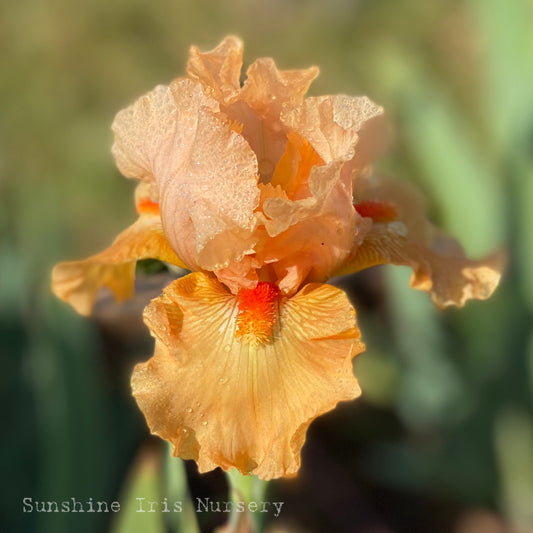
[346,173,505,307]
[281,95,387,170]
[239,58,318,121]
[187,36,243,103]
[156,80,260,271]
[337,224,505,308]
[111,83,216,186]
[51,211,186,316]
[225,59,319,182]
[132,272,364,479]
[112,79,260,272]
[258,157,370,294]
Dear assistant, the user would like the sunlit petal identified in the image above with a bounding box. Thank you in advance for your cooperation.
[354,174,431,243]
[51,214,186,316]
[239,58,318,121]
[112,79,260,272]
[259,159,370,294]
[282,94,388,171]
[338,224,504,308]
[187,35,243,103]
[132,272,364,479]
[111,83,216,187]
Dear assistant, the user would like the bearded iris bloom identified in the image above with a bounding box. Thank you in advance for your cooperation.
[52,37,503,480]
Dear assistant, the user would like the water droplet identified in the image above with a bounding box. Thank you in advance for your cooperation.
[186,407,193,413]
[219,377,227,384]
[202,421,208,426]
[223,345,231,353]
[181,428,188,434]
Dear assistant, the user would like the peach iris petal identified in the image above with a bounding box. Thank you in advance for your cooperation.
[187,37,319,184]
[235,60,318,182]
[132,272,363,479]
[162,80,260,271]
[338,225,504,308]
[270,132,323,200]
[51,213,186,316]
[187,36,243,103]
[258,144,371,293]
[238,58,319,122]
[111,83,213,188]
[238,58,318,181]
[342,173,505,307]
[281,94,388,169]
[112,79,260,272]
[213,255,263,294]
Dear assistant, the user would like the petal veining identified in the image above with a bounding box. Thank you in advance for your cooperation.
[132,272,364,479]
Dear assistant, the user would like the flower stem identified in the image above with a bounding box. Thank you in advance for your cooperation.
[164,443,200,533]
[226,469,268,533]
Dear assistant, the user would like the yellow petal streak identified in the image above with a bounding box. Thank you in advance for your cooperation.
[51,215,187,316]
[132,272,364,479]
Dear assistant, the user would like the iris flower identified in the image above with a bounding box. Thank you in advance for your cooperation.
[52,37,503,480]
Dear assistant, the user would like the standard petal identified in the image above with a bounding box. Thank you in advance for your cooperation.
[238,58,318,121]
[223,59,319,183]
[113,79,260,272]
[270,132,324,200]
[51,214,186,316]
[281,95,388,171]
[187,36,243,103]
[111,83,215,185]
[337,224,505,309]
[158,79,260,271]
[258,159,370,294]
[132,272,364,479]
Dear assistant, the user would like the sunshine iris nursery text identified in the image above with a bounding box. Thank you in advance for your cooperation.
[22,497,284,517]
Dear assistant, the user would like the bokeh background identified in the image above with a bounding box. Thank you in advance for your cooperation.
[2,0,533,532]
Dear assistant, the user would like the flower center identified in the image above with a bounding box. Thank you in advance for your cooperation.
[354,200,398,223]
[235,282,281,345]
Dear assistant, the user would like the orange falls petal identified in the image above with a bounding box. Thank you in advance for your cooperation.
[132,272,364,479]
[52,215,187,316]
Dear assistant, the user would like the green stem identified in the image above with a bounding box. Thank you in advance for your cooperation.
[226,469,268,533]
[164,444,200,533]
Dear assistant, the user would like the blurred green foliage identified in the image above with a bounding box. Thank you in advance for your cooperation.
[2,0,532,532]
